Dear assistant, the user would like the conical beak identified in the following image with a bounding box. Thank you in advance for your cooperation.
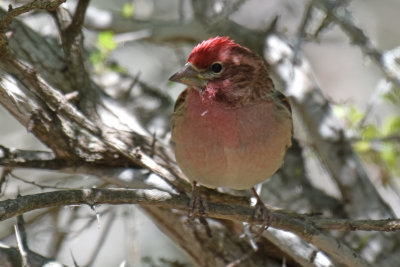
[169,63,207,89]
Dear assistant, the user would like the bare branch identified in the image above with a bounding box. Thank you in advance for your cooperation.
[313,0,400,87]
[1,188,399,234]
[0,166,12,194]
[0,0,66,32]
[2,187,378,266]
[51,0,102,118]
[0,245,66,267]
[14,218,29,267]
[265,34,394,218]
[265,33,400,266]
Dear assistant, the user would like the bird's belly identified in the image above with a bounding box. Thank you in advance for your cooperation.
[173,100,291,190]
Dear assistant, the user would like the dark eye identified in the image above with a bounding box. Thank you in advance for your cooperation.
[211,62,223,73]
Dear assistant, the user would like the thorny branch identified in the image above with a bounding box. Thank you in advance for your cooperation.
[1,188,400,233]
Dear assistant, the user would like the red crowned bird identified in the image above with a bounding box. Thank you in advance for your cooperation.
[169,36,292,230]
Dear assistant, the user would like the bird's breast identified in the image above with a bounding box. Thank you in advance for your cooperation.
[172,89,292,190]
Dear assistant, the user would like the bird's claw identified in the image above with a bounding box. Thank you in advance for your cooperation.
[188,188,209,220]
[188,181,212,237]
[250,187,272,237]
[241,222,259,251]
[252,200,272,236]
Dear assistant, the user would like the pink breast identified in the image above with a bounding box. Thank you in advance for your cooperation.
[172,89,291,189]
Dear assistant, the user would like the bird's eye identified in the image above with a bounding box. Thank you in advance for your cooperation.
[211,62,223,73]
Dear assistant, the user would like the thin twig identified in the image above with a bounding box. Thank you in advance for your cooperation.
[15,215,29,267]
[10,172,80,190]
[293,1,314,64]
[0,166,12,195]
[16,215,29,251]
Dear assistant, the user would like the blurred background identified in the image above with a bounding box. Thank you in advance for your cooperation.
[0,0,399,266]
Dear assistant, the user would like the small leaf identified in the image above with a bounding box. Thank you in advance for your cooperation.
[383,116,400,135]
[109,62,127,74]
[354,141,371,152]
[98,31,117,51]
[349,106,364,125]
[381,92,398,104]
[361,125,379,140]
[380,143,399,169]
[122,2,134,18]
[380,84,400,104]
[90,51,105,66]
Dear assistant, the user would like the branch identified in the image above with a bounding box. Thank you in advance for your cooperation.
[14,215,30,267]
[4,188,400,266]
[52,0,102,118]
[1,188,399,232]
[313,0,400,88]
[82,7,266,54]
[265,34,394,218]
[0,245,66,267]
[266,32,400,266]
[0,8,73,93]
[3,145,393,235]
[0,69,99,159]
[0,166,12,194]
[0,0,66,33]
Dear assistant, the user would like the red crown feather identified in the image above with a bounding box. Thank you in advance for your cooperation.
[188,36,238,69]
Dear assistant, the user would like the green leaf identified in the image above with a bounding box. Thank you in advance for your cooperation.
[381,92,398,104]
[381,85,400,104]
[109,62,127,74]
[354,141,371,152]
[349,106,364,125]
[98,31,117,51]
[383,116,400,135]
[380,143,399,169]
[361,125,379,140]
[122,2,134,18]
[90,51,105,66]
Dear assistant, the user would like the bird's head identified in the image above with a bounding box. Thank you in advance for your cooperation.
[169,36,270,105]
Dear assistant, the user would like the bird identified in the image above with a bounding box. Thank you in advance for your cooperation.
[169,36,292,230]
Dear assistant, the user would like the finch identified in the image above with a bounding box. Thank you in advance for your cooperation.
[170,36,292,193]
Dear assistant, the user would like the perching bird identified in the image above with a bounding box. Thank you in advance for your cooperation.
[170,36,292,226]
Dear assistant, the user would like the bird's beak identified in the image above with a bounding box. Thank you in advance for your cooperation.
[169,63,207,90]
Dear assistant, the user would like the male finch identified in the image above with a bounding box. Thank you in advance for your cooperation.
[170,37,292,224]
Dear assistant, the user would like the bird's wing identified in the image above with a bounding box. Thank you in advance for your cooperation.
[174,88,189,112]
[171,88,189,144]
[273,90,292,114]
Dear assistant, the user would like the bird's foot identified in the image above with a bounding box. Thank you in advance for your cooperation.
[240,222,259,251]
[188,181,212,237]
[250,187,272,237]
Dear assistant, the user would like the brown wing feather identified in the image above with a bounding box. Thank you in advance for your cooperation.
[171,88,189,144]
[274,90,292,114]
[174,88,189,112]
